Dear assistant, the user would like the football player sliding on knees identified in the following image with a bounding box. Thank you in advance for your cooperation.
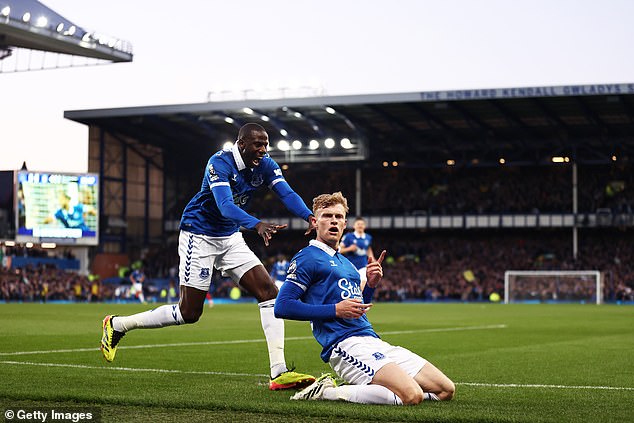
[275,192,454,405]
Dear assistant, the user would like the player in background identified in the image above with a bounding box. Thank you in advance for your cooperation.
[270,253,290,290]
[275,192,454,405]
[44,191,96,231]
[101,123,316,391]
[129,267,146,304]
[339,216,374,289]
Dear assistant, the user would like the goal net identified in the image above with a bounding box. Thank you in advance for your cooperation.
[504,270,603,304]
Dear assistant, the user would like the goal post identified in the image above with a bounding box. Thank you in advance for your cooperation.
[504,270,602,304]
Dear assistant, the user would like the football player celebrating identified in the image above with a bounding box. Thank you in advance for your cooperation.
[275,192,454,404]
[101,123,315,391]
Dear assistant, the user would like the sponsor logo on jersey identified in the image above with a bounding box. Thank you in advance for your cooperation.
[232,193,249,206]
[200,268,210,279]
[232,173,238,182]
[274,169,283,176]
[338,278,362,300]
[251,173,264,187]
[329,260,337,267]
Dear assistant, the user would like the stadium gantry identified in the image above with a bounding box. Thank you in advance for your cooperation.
[0,0,132,73]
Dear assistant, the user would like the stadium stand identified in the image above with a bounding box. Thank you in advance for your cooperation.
[2,85,633,304]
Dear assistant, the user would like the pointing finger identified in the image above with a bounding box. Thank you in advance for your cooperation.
[377,250,386,264]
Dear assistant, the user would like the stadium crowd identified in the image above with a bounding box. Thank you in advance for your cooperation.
[2,230,632,303]
[0,265,107,302]
[1,163,632,303]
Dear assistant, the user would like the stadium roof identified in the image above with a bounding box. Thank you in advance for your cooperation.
[0,0,132,72]
[65,83,634,168]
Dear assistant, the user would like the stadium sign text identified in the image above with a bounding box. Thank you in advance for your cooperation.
[420,83,634,102]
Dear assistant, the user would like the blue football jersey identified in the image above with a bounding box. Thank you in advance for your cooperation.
[270,260,289,282]
[341,232,373,270]
[286,240,378,362]
[180,143,286,237]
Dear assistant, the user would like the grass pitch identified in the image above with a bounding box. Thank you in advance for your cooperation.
[0,302,632,422]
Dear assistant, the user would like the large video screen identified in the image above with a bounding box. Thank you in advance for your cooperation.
[16,171,99,245]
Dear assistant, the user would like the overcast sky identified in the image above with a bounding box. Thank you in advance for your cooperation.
[2,0,633,173]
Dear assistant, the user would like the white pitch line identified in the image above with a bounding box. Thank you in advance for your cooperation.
[459,382,634,391]
[0,324,507,357]
[1,360,632,392]
[0,360,268,377]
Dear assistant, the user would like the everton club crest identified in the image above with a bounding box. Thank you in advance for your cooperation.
[251,173,264,187]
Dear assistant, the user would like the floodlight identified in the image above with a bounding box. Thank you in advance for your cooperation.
[325,107,336,114]
[223,141,234,150]
[22,12,31,22]
[277,140,290,151]
[309,140,319,150]
[324,138,335,149]
[56,23,64,32]
[261,115,270,122]
[292,140,302,150]
[224,117,234,124]
[1,6,10,17]
[35,16,47,27]
[340,138,353,149]
[242,107,254,114]
[280,129,288,137]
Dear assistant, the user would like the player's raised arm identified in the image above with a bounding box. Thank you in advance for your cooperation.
[268,164,313,220]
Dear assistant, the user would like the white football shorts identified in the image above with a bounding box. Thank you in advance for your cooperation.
[329,336,427,385]
[178,230,261,291]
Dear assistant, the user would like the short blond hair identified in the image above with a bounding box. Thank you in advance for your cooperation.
[312,192,349,215]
